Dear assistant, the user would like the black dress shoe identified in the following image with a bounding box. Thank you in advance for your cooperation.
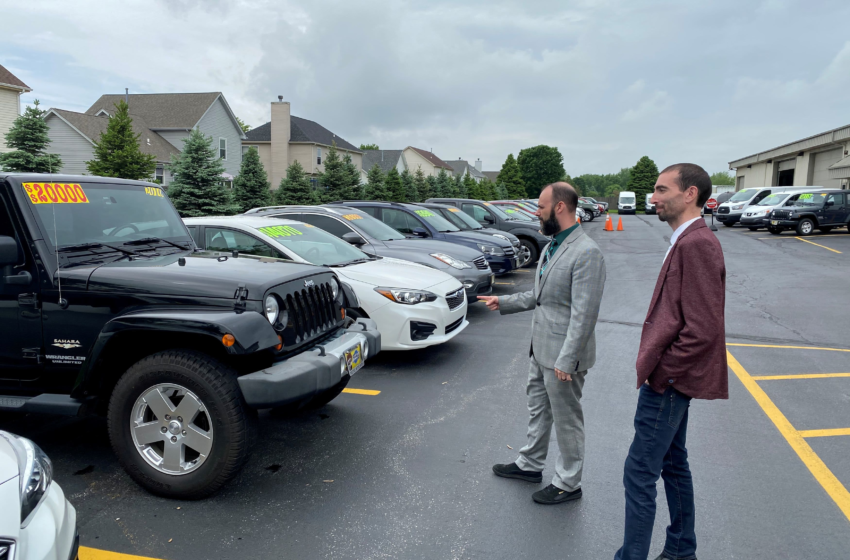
[532,483,582,504]
[653,554,697,560]
[492,462,542,483]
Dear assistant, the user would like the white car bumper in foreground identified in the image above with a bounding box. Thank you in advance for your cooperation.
[10,481,77,560]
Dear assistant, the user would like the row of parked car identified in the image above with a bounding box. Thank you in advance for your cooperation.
[0,172,553,555]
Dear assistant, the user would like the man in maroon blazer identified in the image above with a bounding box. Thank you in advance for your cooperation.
[614,164,727,560]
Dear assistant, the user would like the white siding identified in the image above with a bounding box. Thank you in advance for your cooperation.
[157,130,190,151]
[811,148,843,189]
[44,115,95,174]
[196,97,243,178]
[0,89,21,153]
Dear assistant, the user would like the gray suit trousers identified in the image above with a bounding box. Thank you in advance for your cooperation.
[515,354,587,492]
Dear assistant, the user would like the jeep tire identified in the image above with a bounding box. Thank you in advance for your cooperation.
[796,218,815,236]
[108,349,256,500]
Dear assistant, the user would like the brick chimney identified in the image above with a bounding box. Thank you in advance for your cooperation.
[270,97,291,189]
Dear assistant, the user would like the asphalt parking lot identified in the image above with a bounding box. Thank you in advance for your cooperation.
[3,214,850,560]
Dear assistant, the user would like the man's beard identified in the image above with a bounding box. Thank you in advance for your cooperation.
[540,211,561,236]
[656,200,681,223]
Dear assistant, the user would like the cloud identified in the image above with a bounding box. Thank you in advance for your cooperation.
[621,90,672,122]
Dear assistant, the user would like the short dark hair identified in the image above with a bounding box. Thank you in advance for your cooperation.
[544,182,578,213]
[661,163,712,207]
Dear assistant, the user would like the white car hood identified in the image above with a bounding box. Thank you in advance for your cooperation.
[0,435,20,485]
[334,258,456,290]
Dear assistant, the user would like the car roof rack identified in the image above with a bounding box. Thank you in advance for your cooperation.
[327,200,412,207]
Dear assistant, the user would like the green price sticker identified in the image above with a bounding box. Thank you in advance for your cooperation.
[799,193,813,200]
[414,210,434,217]
[258,225,302,238]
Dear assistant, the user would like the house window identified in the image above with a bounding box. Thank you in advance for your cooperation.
[219,138,227,160]
[317,147,322,165]
[155,165,164,185]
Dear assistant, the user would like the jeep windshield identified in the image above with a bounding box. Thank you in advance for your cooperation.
[793,193,827,207]
[23,182,192,252]
[251,223,371,266]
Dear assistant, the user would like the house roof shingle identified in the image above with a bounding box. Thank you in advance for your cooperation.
[85,92,222,129]
[48,109,179,163]
[0,64,31,92]
[447,159,486,179]
[483,171,500,183]
[362,150,404,173]
[408,147,453,170]
[243,116,361,153]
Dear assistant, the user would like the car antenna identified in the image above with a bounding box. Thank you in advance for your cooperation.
[51,203,68,309]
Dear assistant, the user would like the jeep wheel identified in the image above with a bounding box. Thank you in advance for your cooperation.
[796,218,815,236]
[520,239,539,268]
[108,350,256,499]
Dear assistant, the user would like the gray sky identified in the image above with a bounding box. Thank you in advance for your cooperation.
[4,0,850,176]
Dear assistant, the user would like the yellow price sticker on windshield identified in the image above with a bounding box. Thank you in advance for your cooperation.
[258,225,302,238]
[448,208,461,212]
[145,187,164,197]
[414,209,434,217]
[343,214,363,220]
[483,203,492,206]
[303,223,315,227]
[23,183,89,205]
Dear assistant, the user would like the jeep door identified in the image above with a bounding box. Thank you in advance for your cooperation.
[822,193,847,226]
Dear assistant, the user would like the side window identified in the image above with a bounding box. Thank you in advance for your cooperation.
[297,214,354,238]
[382,208,417,234]
[831,193,845,206]
[0,194,17,239]
[354,206,379,218]
[204,227,281,258]
[463,203,490,224]
[185,226,201,247]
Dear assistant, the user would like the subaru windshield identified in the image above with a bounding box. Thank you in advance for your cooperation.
[22,181,192,252]
[249,222,369,266]
[439,207,483,230]
[412,208,460,232]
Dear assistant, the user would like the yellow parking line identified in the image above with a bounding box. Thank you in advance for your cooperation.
[799,428,850,438]
[753,373,850,381]
[80,547,164,560]
[727,350,850,523]
[342,388,381,396]
[795,237,842,254]
[727,343,850,353]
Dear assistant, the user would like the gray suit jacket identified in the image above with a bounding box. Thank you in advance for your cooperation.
[498,226,606,373]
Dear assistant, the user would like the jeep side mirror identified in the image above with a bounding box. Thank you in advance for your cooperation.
[342,232,366,246]
[412,227,430,238]
[825,200,834,208]
[0,236,19,267]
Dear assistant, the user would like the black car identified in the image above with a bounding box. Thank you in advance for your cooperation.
[0,174,380,499]
[424,198,550,266]
[768,189,850,236]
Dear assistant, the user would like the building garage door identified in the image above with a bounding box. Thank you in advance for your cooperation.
[812,148,843,188]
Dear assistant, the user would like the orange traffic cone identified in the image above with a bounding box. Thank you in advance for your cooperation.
[577,215,581,224]
[617,217,624,231]
[604,215,614,231]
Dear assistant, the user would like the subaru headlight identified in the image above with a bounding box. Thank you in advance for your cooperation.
[264,295,280,325]
[0,432,53,528]
[375,287,438,305]
[430,253,471,269]
[477,243,505,256]
[330,277,340,300]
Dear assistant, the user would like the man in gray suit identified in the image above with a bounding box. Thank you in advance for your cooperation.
[479,182,606,505]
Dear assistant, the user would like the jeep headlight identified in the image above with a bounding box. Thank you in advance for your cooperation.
[430,253,471,269]
[477,243,505,256]
[374,287,438,305]
[330,277,340,300]
[0,432,53,528]
[264,295,280,325]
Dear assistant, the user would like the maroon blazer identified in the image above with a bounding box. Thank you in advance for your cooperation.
[636,220,728,400]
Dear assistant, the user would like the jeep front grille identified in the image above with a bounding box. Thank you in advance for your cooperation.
[771,210,791,219]
[269,273,342,351]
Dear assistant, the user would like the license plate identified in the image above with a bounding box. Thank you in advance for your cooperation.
[344,343,364,375]
[771,220,778,225]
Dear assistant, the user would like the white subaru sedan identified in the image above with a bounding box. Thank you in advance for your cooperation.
[184,216,469,350]
[0,431,78,560]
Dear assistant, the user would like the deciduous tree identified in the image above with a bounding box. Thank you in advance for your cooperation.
[626,156,660,208]
[517,145,565,197]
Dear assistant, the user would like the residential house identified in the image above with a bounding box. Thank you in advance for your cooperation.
[360,149,405,182]
[403,146,453,177]
[44,92,246,185]
[482,171,500,183]
[447,158,485,183]
[242,99,363,190]
[0,64,32,153]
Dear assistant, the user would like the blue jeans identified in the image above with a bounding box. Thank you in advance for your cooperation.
[614,385,696,560]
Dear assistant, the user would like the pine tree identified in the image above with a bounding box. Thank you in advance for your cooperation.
[319,142,349,202]
[495,181,509,199]
[439,169,458,197]
[401,169,418,202]
[86,100,157,179]
[167,129,236,217]
[385,167,407,202]
[343,153,364,199]
[479,177,496,201]
[463,174,479,200]
[413,166,430,201]
[275,160,319,205]
[426,175,438,198]
[498,154,526,199]
[231,146,271,212]
[455,173,467,198]
[627,156,660,209]
[0,99,63,173]
[363,164,389,200]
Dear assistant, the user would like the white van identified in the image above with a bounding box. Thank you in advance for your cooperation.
[645,193,656,214]
[715,186,809,227]
[618,191,637,214]
[738,189,811,231]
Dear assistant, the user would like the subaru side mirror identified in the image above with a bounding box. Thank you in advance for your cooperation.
[412,227,429,238]
[342,232,366,246]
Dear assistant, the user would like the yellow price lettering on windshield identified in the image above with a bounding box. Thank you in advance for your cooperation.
[414,210,434,217]
[145,187,164,197]
[448,208,461,212]
[23,183,89,205]
[505,208,517,212]
[343,214,363,220]
[258,225,302,238]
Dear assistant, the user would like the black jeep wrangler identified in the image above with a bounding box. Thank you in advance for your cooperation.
[0,174,380,499]
[768,189,850,236]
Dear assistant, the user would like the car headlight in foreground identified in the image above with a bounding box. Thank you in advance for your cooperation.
[0,432,53,528]
[430,253,471,269]
[476,243,505,256]
[264,295,280,325]
[330,277,340,300]
[374,287,438,305]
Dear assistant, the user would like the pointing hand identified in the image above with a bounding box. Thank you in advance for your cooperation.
[477,296,499,311]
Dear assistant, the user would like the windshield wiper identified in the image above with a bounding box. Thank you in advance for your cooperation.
[123,236,192,250]
[330,258,372,267]
[58,242,143,256]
